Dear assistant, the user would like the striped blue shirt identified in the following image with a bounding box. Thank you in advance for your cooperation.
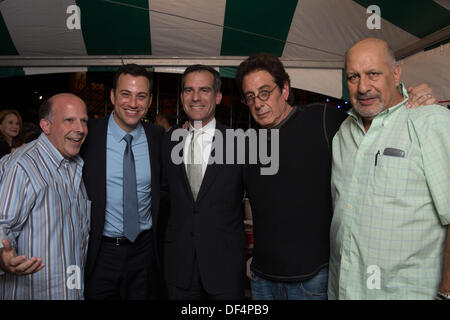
[0,133,90,300]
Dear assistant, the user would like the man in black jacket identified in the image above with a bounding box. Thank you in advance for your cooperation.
[161,65,246,299]
[81,64,163,300]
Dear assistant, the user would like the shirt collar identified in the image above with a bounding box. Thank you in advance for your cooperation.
[108,112,143,143]
[189,118,216,138]
[38,133,84,168]
[273,105,297,129]
[348,83,409,123]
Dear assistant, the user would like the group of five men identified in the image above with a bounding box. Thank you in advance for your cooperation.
[0,37,448,300]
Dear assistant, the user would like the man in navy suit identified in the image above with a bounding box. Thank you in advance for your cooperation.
[81,64,163,299]
[161,65,246,299]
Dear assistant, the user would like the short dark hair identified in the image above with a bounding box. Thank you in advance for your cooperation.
[236,53,293,104]
[39,97,54,121]
[112,63,153,92]
[181,64,222,93]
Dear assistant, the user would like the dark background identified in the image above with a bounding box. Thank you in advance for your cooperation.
[0,71,350,130]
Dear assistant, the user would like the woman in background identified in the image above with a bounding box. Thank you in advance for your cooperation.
[0,110,24,158]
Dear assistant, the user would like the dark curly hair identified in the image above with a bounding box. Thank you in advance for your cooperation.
[236,53,293,104]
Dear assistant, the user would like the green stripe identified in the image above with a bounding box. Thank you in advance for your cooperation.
[221,0,298,56]
[87,66,120,73]
[353,0,450,38]
[0,68,25,78]
[76,0,151,55]
[0,11,18,55]
[219,67,237,79]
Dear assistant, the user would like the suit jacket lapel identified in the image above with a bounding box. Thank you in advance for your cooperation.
[99,117,108,201]
[171,129,194,202]
[143,124,155,182]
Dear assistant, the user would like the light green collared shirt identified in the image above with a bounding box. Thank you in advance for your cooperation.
[329,84,450,300]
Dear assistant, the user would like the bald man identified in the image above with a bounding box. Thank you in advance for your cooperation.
[329,38,450,299]
[0,93,90,299]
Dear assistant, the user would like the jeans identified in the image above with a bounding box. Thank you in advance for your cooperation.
[250,267,328,300]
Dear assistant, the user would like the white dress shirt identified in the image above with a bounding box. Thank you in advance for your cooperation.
[183,118,216,177]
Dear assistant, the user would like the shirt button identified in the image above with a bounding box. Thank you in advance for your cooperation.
[344,256,349,261]
[345,231,350,236]
[353,177,358,183]
[348,204,352,209]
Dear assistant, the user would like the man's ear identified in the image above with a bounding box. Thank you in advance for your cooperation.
[215,91,223,105]
[40,118,51,135]
[110,89,116,106]
[393,65,402,87]
[180,92,186,113]
[147,93,153,109]
[282,81,290,101]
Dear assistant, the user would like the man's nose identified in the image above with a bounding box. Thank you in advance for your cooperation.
[192,90,200,101]
[129,95,138,107]
[254,97,265,109]
[74,120,87,134]
[358,75,370,94]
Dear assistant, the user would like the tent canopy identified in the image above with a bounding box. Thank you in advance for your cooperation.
[0,0,449,100]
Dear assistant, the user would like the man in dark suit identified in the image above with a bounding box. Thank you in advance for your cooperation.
[161,65,246,299]
[81,64,163,299]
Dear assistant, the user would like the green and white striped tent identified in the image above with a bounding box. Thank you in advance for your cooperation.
[0,0,449,100]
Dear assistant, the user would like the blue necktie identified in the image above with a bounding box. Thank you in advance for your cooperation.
[123,134,139,242]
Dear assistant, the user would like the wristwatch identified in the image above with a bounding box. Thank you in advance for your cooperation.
[436,292,450,300]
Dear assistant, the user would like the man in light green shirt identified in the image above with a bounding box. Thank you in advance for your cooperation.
[329,38,450,300]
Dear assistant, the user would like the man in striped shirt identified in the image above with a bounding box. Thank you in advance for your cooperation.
[0,93,91,299]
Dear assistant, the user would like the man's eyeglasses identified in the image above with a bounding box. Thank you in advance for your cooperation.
[242,85,278,106]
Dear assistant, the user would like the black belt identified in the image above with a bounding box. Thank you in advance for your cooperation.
[102,229,151,246]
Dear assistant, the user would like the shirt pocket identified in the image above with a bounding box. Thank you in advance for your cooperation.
[373,155,410,198]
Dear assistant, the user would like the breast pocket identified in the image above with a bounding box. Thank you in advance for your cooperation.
[373,155,410,198]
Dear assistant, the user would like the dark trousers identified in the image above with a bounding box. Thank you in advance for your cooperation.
[166,254,244,300]
[85,229,157,300]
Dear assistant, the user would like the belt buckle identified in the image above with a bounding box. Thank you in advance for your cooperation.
[115,237,121,246]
